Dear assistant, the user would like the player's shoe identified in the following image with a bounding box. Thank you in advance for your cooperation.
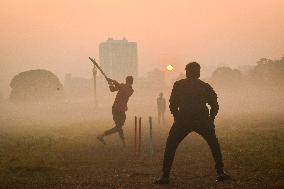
[216,172,231,182]
[155,176,170,185]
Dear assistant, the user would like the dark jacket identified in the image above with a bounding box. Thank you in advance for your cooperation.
[169,78,219,122]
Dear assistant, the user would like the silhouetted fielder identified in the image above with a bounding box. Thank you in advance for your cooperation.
[156,62,230,184]
[97,76,134,146]
[157,92,166,125]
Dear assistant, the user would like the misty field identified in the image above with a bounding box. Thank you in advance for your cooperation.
[0,103,283,189]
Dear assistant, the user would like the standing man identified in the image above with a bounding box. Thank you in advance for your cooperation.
[156,62,230,184]
[97,76,134,146]
[157,92,166,125]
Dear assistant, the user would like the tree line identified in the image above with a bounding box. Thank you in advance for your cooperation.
[209,56,284,89]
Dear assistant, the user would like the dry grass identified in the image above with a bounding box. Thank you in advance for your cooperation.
[0,104,283,189]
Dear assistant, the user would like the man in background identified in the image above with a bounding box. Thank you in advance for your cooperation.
[97,76,134,146]
[157,92,166,125]
[156,62,230,184]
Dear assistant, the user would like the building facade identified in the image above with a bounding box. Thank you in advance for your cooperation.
[99,38,138,81]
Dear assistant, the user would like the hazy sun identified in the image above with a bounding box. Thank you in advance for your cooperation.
[166,64,174,71]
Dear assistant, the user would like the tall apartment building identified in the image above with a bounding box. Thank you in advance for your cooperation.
[99,38,138,81]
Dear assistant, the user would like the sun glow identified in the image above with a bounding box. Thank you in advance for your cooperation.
[166,64,174,71]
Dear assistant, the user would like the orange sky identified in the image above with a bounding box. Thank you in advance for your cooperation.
[1,0,284,93]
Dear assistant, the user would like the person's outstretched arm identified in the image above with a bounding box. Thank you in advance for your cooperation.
[169,82,180,120]
[205,84,219,121]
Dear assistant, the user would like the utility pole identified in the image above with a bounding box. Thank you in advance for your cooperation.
[93,65,97,106]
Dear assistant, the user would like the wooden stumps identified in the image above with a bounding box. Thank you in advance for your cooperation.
[149,116,154,156]
[149,116,153,139]
[134,116,137,155]
[138,117,142,156]
[134,116,154,157]
[134,116,142,156]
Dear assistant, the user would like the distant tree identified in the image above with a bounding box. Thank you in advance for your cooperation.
[256,58,273,65]
[211,66,242,87]
[10,69,64,103]
[250,57,284,86]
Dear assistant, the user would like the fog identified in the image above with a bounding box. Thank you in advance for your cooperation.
[1,2,284,188]
[1,0,284,97]
[1,56,283,131]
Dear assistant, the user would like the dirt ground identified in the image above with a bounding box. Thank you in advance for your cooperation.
[0,104,283,189]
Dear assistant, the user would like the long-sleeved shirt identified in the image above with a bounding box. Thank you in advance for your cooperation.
[109,81,134,112]
[169,78,219,121]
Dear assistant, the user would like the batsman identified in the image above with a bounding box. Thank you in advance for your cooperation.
[89,58,134,146]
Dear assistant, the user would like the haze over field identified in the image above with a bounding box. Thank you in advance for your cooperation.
[0,1,284,188]
[1,0,284,96]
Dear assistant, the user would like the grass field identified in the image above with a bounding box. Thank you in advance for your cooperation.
[0,104,283,189]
